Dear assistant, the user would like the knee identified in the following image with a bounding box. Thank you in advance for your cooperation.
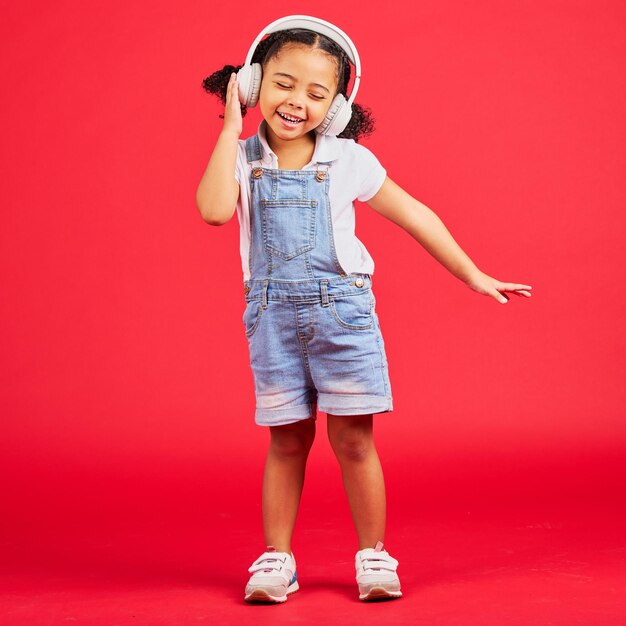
[270,420,316,458]
[328,428,372,462]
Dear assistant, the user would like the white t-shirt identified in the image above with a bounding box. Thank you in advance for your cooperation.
[234,120,387,282]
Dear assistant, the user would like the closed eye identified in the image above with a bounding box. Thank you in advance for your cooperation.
[275,82,325,100]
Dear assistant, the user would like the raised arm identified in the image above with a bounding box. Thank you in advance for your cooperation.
[366,177,532,304]
[196,73,242,226]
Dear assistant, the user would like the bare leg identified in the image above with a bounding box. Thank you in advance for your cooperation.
[327,413,386,550]
[262,417,316,553]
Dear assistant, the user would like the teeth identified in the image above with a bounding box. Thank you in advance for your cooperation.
[278,112,303,123]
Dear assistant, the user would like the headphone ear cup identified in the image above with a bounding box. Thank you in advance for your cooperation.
[236,65,251,105]
[236,63,263,108]
[328,100,353,136]
[316,94,352,136]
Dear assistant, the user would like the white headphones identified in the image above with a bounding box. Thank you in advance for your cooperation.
[236,15,362,137]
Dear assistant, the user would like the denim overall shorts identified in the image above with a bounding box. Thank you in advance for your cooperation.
[242,134,393,427]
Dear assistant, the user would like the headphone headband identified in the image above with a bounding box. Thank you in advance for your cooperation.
[242,15,361,108]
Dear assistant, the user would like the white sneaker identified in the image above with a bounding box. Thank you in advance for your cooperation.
[244,545,299,603]
[355,541,402,601]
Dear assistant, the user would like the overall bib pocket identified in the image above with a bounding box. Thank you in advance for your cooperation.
[329,290,375,330]
[243,299,265,337]
[260,199,317,260]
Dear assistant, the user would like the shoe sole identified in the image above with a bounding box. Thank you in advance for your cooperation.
[359,587,403,601]
[244,581,300,603]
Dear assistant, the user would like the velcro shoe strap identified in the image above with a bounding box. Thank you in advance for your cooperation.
[248,561,284,574]
[251,553,287,565]
[362,554,399,571]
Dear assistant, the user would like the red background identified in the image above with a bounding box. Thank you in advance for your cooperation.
[1,0,625,624]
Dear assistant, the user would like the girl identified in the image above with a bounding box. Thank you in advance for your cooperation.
[197,15,532,604]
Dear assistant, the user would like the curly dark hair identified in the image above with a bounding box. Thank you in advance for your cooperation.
[201,28,375,142]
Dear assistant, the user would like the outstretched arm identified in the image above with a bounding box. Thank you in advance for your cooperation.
[366,176,532,304]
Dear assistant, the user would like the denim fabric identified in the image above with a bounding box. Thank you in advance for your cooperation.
[242,134,393,426]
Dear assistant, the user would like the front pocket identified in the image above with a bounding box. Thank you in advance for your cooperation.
[329,291,374,330]
[260,199,317,260]
[242,299,264,337]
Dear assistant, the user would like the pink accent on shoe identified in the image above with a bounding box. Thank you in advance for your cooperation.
[259,546,280,572]
[374,541,384,552]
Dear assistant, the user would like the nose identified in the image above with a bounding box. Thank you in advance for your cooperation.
[285,89,304,109]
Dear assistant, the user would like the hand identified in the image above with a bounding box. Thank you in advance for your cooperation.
[465,270,532,304]
[223,72,243,137]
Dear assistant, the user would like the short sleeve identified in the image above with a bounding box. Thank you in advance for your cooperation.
[354,144,387,202]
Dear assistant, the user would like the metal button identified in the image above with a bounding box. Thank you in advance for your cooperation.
[252,167,263,179]
[355,277,364,287]
[315,171,326,182]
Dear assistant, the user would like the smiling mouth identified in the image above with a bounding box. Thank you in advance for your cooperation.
[277,111,305,125]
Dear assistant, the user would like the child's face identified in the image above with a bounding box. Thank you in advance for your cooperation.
[259,45,339,141]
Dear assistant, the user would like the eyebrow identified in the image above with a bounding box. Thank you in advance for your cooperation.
[271,72,331,94]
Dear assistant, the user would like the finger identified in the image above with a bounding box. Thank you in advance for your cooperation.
[509,290,532,297]
[231,78,239,107]
[500,283,532,291]
[493,289,509,304]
